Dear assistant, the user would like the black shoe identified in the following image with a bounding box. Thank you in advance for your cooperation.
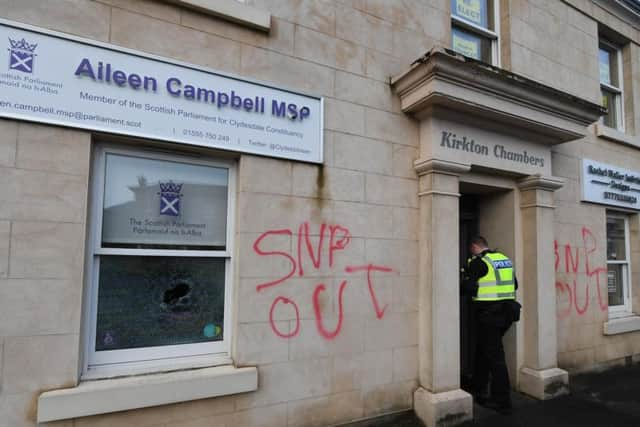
[478,399,513,415]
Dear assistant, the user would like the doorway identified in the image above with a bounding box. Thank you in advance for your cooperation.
[459,195,479,391]
[459,180,519,391]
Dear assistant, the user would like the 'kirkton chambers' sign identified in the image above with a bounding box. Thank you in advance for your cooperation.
[0,20,323,163]
[582,159,640,210]
[440,131,546,167]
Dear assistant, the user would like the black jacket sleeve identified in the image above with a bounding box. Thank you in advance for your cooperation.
[460,255,488,296]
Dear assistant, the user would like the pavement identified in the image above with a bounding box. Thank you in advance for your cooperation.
[340,363,640,427]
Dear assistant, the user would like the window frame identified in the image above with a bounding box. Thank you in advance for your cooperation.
[450,0,501,66]
[599,38,625,132]
[607,212,632,317]
[83,143,236,377]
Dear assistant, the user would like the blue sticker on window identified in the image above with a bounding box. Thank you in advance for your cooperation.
[203,323,221,338]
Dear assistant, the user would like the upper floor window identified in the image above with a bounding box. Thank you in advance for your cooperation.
[450,0,499,65]
[599,39,624,131]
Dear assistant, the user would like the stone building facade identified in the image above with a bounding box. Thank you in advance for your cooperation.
[0,1,639,426]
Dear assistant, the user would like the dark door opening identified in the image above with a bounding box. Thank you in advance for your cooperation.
[460,194,479,391]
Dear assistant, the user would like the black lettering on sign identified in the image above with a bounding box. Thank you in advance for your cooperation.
[440,131,489,155]
[439,130,545,167]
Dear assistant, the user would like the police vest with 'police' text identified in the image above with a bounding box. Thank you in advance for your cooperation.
[469,252,516,302]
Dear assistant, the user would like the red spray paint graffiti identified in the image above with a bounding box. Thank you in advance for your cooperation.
[344,264,394,319]
[253,221,395,340]
[268,296,300,338]
[554,227,608,318]
[313,281,347,340]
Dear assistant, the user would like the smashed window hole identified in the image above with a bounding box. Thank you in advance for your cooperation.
[163,283,191,305]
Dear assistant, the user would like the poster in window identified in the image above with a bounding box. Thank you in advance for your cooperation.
[453,0,486,27]
[101,154,229,248]
[452,29,481,60]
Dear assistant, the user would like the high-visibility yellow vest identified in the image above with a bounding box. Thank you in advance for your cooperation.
[469,252,516,302]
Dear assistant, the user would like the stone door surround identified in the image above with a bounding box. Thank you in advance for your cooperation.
[392,48,603,427]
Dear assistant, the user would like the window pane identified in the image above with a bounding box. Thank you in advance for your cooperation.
[452,27,491,62]
[599,48,612,85]
[102,154,228,249]
[599,44,619,87]
[95,256,226,351]
[606,216,626,260]
[601,89,618,129]
[452,0,488,28]
[607,263,626,307]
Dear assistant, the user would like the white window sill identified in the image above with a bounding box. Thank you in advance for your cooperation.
[163,0,271,32]
[603,314,640,335]
[82,355,234,380]
[595,123,640,149]
[37,365,258,423]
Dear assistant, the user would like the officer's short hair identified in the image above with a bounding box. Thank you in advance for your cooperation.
[470,235,488,248]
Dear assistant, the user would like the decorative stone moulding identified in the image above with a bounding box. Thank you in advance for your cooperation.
[414,158,471,176]
[517,174,565,192]
[391,48,605,146]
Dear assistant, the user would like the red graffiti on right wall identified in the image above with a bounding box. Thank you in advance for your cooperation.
[554,226,608,318]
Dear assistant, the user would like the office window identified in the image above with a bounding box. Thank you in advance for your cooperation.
[85,145,235,373]
[599,39,624,130]
[450,0,499,64]
[607,214,631,315]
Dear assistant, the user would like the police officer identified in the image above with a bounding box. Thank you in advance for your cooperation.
[461,236,518,415]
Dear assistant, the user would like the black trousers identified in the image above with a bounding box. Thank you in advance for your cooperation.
[471,303,512,405]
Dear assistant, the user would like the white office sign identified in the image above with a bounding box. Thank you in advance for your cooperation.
[582,159,640,210]
[0,21,323,163]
